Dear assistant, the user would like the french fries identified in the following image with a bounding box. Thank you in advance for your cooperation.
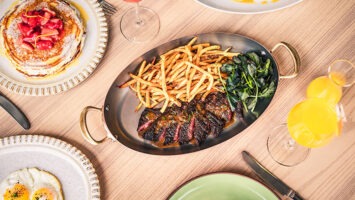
[119,37,239,112]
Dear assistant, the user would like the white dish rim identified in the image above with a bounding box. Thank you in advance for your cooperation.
[0,134,101,200]
[194,0,303,15]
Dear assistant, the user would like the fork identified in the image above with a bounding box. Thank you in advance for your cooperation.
[98,0,117,15]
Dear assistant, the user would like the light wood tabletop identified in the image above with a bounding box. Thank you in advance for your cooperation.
[1,0,354,199]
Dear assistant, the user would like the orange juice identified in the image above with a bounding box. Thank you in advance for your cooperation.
[306,76,342,104]
[287,98,339,148]
[329,72,347,87]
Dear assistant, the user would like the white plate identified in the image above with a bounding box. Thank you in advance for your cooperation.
[0,135,100,200]
[195,0,303,14]
[0,0,108,96]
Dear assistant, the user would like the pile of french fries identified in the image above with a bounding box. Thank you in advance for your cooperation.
[119,37,240,113]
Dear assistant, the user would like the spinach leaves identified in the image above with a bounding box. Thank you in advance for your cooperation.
[220,52,276,117]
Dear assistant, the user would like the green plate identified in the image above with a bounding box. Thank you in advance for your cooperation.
[169,173,279,200]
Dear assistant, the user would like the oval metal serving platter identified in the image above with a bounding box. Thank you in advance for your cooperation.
[102,32,279,155]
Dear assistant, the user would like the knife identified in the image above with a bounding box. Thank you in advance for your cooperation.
[0,93,30,130]
[242,151,303,200]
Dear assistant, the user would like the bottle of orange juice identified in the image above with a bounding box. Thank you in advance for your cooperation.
[306,76,343,104]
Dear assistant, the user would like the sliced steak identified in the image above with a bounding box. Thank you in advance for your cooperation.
[162,106,184,145]
[178,116,194,145]
[205,92,232,122]
[142,123,165,142]
[142,106,183,145]
[138,92,233,146]
[193,113,210,144]
[206,111,225,136]
[141,109,173,142]
[164,123,179,145]
[137,108,162,132]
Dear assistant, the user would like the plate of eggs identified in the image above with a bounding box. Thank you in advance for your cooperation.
[0,135,100,200]
[0,168,63,200]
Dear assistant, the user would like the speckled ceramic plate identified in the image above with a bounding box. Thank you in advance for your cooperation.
[195,0,302,14]
[0,135,100,200]
[0,0,108,96]
[169,173,279,200]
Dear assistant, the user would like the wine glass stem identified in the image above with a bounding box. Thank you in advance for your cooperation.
[135,3,144,26]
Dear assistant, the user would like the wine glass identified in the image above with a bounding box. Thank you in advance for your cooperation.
[267,124,311,167]
[120,0,160,43]
[267,60,354,167]
[267,99,340,167]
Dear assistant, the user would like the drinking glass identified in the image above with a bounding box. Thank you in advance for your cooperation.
[267,124,310,167]
[120,0,160,43]
[267,99,341,167]
[267,60,354,167]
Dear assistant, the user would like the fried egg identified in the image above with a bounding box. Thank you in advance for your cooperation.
[0,168,63,200]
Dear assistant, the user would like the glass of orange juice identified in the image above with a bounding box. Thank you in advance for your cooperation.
[267,98,342,166]
[267,60,354,166]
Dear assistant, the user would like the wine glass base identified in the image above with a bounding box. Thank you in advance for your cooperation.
[120,6,160,43]
[267,124,310,167]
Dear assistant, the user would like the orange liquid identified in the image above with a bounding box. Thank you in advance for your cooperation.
[233,0,255,3]
[287,98,340,148]
[306,76,342,104]
[329,72,347,87]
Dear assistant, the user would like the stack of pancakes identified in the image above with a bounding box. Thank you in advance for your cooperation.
[0,0,86,78]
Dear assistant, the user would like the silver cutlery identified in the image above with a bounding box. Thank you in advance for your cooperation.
[0,93,30,130]
[98,0,117,15]
[242,151,304,200]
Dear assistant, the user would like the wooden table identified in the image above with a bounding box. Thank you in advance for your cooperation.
[1,0,354,199]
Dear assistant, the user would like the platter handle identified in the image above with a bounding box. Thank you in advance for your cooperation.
[271,42,301,79]
[80,106,107,145]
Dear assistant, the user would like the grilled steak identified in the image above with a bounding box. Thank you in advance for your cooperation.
[137,109,162,132]
[205,111,224,136]
[178,120,194,145]
[205,92,233,122]
[137,92,232,147]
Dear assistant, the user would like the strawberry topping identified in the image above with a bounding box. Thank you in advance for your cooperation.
[17,7,63,51]
[41,28,59,35]
[22,32,40,43]
[17,23,33,36]
[36,40,53,50]
[38,36,53,42]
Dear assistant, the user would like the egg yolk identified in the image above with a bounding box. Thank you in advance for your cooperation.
[3,184,29,200]
[31,188,54,200]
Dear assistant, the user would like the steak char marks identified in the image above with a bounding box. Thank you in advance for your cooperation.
[137,109,162,132]
[205,92,233,122]
[137,92,232,147]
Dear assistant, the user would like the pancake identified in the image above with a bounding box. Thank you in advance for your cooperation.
[0,0,85,78]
